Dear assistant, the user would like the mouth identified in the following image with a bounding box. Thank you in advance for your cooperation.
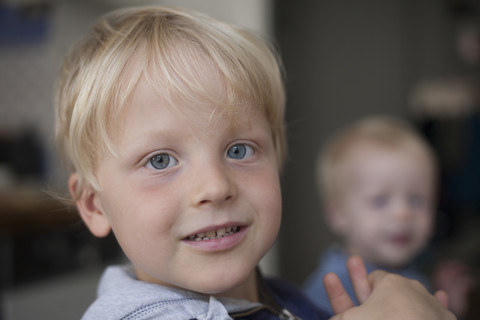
[185,226,241,241]
[389,233,412,245]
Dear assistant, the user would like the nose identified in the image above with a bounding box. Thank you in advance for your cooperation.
[190,161,237,207]
[391,199,413,221]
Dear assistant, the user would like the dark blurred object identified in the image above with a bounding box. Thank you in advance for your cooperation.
[408,9,480,307]
[0,129,122,290]
[0,129,46,184]
[433,259,477,318]
[0,189,122,289]
[410,107,480,320]
[0,2,50,45]
[423,113,480,216]
[447,0,480,67]
[409,78,478,118]
[448,0,479,19]
[409,77,480,234]
[0,190,80,288]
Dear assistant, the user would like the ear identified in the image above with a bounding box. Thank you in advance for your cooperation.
[324,201,348,236]
[69,173,111,237]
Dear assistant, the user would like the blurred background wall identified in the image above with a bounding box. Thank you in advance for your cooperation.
[0,0,479,319]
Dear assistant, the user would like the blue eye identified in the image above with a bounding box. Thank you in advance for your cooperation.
[147,153,177,170]
[409,194,426,209]
[227,144,254,159]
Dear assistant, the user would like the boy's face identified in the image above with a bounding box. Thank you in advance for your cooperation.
[76,73,282,300]
[332,142,434,268]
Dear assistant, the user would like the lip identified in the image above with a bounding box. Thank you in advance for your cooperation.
[184,222,245,238]
[182,223,248,252]
[388,233,412,246]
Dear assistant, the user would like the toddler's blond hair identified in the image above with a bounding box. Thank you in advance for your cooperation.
[317,116,437,203]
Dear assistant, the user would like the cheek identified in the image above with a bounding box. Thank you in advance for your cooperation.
[415,212,434,238]
[349,210,383,241]
[263,172,282,213]
[250,170,282,232]
[98,184,177,250]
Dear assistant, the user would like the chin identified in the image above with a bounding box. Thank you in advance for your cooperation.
[189,277,242,296]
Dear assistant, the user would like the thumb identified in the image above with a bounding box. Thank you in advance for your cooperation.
[434,290,449,309]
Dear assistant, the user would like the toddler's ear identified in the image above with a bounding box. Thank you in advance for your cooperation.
[69,173,111,237]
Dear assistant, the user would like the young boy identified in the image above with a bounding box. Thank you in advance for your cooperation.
[55,6,455,319]
[303,116,438,313]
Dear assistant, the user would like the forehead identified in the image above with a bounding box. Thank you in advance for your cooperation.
[116,72,266,145]
[342,141,434,185]
[346,140,430,167]
[110,49,261,137]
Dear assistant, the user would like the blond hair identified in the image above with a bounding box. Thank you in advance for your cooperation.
[317,115,437,203]
[55,6,286,199]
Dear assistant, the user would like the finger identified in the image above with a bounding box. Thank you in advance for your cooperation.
[367,269,389,287]
[324,272,355,314]
[346,255,372,304]
[434,290,449,309]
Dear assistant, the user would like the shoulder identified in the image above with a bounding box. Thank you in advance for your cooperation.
[302,245,353,314]
[320,245,350,272]
[81,265,230,320]
[304,245,350,287]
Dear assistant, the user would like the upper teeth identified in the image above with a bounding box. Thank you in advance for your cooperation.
[188,226,239,241]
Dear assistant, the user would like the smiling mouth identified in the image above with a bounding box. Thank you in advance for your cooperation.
[186,226,240,241]
[389,234,411,245]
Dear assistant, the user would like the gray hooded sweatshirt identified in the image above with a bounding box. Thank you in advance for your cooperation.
[81,265,330,320]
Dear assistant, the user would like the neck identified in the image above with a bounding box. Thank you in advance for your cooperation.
[215,269,259,302]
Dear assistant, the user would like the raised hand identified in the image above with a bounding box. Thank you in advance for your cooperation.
[325,255,456,320]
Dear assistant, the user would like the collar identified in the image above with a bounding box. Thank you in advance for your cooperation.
[228,268,303,319]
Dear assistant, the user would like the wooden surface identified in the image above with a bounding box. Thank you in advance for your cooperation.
[0,188,80,234]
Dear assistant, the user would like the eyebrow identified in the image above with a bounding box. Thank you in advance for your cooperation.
[117,126,184,159]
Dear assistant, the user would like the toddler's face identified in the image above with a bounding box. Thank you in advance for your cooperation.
[82,72,282,300]
[334,142,434,268]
